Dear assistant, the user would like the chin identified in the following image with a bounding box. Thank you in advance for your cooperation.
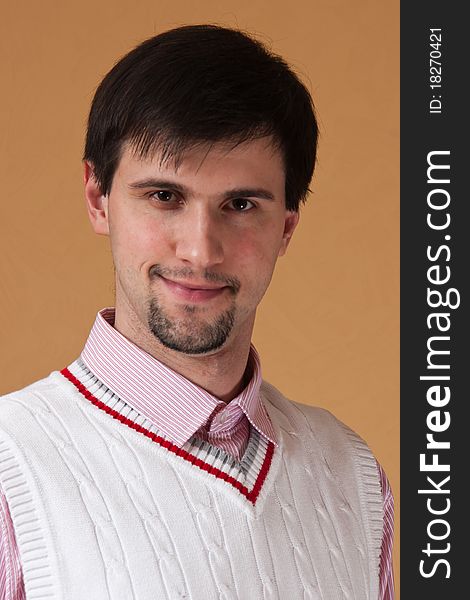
[147,297,236,355]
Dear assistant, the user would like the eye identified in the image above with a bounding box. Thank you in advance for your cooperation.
[152,190,175,202]
[228,198,255,212]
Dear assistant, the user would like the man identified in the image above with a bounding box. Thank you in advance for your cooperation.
[0,25,393,599]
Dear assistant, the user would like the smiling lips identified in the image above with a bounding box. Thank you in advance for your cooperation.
[159,276,228,302]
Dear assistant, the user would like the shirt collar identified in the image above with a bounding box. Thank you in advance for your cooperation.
[81,308,276,447]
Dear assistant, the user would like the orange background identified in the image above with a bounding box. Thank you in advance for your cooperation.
[0,0,399,595]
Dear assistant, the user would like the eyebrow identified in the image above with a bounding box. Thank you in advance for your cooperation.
[128,178,275,201]
[225,187,275,201]
[129,179,188,194]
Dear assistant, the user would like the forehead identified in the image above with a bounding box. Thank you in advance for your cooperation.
[115,137,285,190]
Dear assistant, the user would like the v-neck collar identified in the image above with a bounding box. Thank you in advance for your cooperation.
[62,360,277,506]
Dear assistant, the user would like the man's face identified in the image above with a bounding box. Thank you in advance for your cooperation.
[85,137,299,355]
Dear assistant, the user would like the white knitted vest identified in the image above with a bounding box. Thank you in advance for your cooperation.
[0,362,383,600]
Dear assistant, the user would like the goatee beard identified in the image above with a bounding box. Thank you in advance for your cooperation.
[146,264,240,354]
[147,297,236,354]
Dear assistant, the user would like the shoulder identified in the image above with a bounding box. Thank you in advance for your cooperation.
[0,372,66,421]
[260,379,360,444]
[260,379,331,419]
[260,379,381,487]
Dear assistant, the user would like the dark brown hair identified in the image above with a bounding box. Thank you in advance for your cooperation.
[84,24,318,211]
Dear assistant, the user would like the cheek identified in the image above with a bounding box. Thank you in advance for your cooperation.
[231,233,281,286]
[111,217,170,269]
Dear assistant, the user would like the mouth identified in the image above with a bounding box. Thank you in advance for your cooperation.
[159,275,229,302]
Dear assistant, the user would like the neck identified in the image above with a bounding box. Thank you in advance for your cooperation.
[114,304,255,403]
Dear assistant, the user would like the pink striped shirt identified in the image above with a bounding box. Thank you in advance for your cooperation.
[0,308,394,598]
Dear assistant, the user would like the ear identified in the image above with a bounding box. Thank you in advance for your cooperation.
[278,210,300,257]
[84,162,109,235]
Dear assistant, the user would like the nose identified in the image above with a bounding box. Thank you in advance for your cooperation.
[175,205,224,269]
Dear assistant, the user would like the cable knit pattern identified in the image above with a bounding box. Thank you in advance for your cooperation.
[75,397,188,599]
[0,364,383,599]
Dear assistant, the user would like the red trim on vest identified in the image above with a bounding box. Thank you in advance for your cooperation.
[60,367,273,504]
